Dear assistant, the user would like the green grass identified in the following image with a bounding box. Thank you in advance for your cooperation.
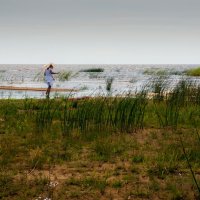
[185,67,200,76]
[132,155,144,163]
[112,180,123,188]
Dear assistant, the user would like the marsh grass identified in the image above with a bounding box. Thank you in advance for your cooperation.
[185,67,200,76]
[106,77,114,93]
[143,68,183,76]
[80,68,104,72]
[151,76,169,102]
[58,71,72,81]
[59,95,147,136]
[33,71,44,81]
[144,69,168,76]
[35,99,62,132]
[153,79,200,129]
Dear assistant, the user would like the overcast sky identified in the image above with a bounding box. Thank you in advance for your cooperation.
[0,0,199,64]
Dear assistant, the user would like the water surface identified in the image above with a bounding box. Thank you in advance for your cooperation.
[0,64,199,99]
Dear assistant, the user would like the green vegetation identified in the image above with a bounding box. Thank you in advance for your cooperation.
[80,68,104,72]
[58,71,72,81]
[34,71,45,81]
[143,68,168,76]
[185,67,200,76]
[0,78,200,199]
[106,77,114,93]
[79,67,104,79]
[143,68,183,76]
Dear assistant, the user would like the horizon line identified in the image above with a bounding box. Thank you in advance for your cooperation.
[0,63,199,65]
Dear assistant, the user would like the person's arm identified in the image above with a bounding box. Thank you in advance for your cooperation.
[50,70,59,74]
[49,70,57,80]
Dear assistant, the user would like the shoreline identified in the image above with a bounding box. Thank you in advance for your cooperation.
[0,86,78,92]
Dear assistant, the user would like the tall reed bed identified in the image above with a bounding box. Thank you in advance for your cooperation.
[22,78,200,134]
[28,92,148,135]
[34,99,62,132]
[153,78,200,129]
[59,93,147,136]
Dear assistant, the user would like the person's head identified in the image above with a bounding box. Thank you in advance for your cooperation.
[49,64,54,69]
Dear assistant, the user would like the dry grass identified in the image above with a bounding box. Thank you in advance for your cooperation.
[0,128,199,199]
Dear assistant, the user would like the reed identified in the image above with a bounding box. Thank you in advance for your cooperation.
[58,94,147,136]
[35,99,61,132]
[151,76,169,102]
[106,77,114,93]
[58,71,72,81]
[81,68,104,72]
[153,79,200,129]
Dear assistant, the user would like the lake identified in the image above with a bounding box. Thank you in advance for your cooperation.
[0,64,199,99]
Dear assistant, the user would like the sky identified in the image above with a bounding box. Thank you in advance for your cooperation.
[0,0,200,64]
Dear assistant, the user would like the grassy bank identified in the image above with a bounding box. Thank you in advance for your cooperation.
[0,79,200,199]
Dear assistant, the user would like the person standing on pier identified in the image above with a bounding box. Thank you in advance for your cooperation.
[44,64,59,98]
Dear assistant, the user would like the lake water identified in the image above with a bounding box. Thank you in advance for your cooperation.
[0,64,199,99]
